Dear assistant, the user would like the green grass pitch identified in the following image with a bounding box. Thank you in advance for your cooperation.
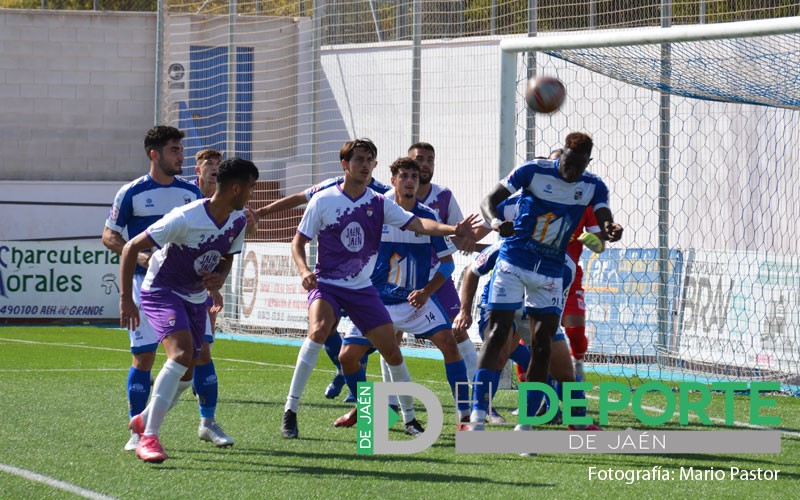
[0,325,797,498]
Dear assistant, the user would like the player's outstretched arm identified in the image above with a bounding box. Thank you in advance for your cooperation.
[593,207,623,242]
[481,184,514,237]
[255,191,308,219]
[408,214,481,244]
[291,232,317,291]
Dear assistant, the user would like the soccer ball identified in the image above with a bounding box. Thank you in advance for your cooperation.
[525,76,566,114]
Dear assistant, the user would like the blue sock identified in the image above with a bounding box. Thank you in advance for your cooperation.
[509,343,531,368]
[491,370,502,400]
[471,368,494,414]
[343,367,367,400]
[526,387,547,418]
[127,367,151,418]
[542,374,556,411]
[324,332,343,372]
[360,352,370,372]
[193,362,218,419]
[444,360,469,412]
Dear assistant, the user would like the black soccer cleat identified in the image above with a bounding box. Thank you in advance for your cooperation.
[404,419,425,437]
[281,409,299,439]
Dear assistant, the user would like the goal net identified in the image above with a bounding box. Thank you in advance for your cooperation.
[499,17,800,386]
[157,1,800,389]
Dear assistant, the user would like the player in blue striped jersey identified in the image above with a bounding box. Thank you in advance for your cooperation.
[470,132,623,430]
[408,142,480,384]
[103,126,206,451]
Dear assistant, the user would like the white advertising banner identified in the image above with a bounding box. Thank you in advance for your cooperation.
[677,250,800,375]
[234,243,314,330]
[0,240,120,319]
[233,243,483,342]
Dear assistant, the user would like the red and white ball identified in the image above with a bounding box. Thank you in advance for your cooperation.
[525,76,566,114]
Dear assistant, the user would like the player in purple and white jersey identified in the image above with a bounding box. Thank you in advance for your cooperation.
[254,146,388,402]
[103,126,206,451]
[281,139,479,439]
[407,142,480,391]
[470,132,623,430]
[331,157,471,433]
[120,157,258,463]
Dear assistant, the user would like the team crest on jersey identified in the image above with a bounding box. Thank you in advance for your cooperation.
[109,205,119,222]
[366,205,374,217]
[145,198,154,208]
[544,184,553,194]
[184,195,192,204]
[574,188,584,201]
[167,316,176,327]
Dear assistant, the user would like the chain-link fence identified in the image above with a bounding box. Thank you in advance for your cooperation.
[5,1,800,33]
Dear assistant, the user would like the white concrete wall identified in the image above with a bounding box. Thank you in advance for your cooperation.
[0,10,156,182]
[0,181,119,240]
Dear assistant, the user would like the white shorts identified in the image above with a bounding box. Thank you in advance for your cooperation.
[131,275,213,352]
[130,273,159,353]
[487,259,564,317]
[343,297,451,346]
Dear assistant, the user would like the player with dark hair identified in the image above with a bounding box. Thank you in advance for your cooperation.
[104,125,205,451]
[254,139,388,402]
[406,142,484,416]
[121,157,258,462]
[281,140,479,439]
[331,157,470,432]
[471,132,623,430]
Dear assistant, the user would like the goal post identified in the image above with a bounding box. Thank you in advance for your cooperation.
[498,17,800,386]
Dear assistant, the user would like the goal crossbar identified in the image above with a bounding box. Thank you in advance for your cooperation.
[499,16,800,174]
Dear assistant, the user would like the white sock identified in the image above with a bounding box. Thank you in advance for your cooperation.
[285,338,323,413]
[470,409,487,424]
[386,360,415,423]
[380,356,400,407]
[138,379,192,426]
[144,359,188,436]
[457,338,478,382]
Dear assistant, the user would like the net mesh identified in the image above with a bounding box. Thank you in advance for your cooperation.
[158,1,800,388]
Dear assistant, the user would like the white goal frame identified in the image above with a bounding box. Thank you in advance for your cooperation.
[497,16,800,381]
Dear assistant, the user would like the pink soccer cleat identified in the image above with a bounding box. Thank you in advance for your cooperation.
[128,414,145,436]
[136,434,168,463]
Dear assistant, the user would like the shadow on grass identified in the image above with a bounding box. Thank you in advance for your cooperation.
[160,447,550,487]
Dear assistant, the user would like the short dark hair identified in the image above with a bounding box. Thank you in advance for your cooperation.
[564,132,592,156]
[196,149,222,163]
[340,138,378,162]
[408,142,435,155]
[389,156,420,177]
[216,157,259,189]
[144,125,184,157]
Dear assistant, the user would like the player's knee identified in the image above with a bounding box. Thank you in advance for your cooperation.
[338,348,361,370]
[132,350,156,371]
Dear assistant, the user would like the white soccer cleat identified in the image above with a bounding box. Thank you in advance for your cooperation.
[198,422,234,447]
[514,424,536,456]
[124,431,141,451]
[468,421,485,432]
[487,408,507,425]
